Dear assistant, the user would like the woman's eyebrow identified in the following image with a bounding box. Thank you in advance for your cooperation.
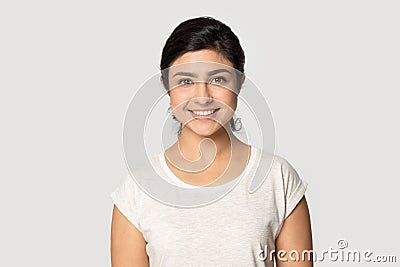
[207,69,232,76]
[172,69,232,78]
[172,71,198,78]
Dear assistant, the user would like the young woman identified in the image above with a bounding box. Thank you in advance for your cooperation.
[110,16,313,267]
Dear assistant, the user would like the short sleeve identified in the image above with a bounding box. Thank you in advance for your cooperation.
[281,158,308,220]
[273,157,309,241]
[110,175,142,231]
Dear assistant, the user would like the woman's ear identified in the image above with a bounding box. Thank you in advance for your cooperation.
[160,76,165,87]
[160,76,170,95]
[240,73,246,86]
[236,73,246,94]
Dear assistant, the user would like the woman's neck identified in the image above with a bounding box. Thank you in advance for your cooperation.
[164,124,251,186]
[177,125,240,161]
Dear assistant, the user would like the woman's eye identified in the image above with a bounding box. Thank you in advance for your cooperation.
[210,77,227,84]
[178,79,193,85]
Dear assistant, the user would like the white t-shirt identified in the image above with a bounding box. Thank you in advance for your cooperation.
[110,145,308,266]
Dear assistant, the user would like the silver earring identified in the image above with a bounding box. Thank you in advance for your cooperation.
[230,117,242,131]
[234,117,242,131]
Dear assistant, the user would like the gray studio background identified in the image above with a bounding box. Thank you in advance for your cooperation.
[1,0,399,266]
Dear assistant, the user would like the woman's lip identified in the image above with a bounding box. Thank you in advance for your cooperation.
[188,108,220,112]
[189,108,220,120]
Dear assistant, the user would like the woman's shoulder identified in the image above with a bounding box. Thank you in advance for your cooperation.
[254,146,298,172]
[249,146,305,188]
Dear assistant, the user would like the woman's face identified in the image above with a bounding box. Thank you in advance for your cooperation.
[167,49,241,137]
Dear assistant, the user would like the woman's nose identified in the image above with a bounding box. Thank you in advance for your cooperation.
[193,81,213,104]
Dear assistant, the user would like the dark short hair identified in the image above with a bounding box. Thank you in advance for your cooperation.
[160,16,245,88]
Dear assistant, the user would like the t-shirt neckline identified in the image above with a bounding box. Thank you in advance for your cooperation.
[158,144,258,189]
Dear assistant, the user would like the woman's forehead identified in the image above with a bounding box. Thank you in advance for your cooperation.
[167,61,240,80]
[171,49,233,66]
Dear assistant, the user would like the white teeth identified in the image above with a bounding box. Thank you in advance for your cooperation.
[192,109,217,116]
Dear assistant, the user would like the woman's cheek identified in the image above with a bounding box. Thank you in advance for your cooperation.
[170,92,187,107]
[215,93,237,111]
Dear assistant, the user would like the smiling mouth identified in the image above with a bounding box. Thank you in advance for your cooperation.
[189,108,220,116]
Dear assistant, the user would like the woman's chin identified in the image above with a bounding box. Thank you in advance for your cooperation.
[186,123,221,137]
